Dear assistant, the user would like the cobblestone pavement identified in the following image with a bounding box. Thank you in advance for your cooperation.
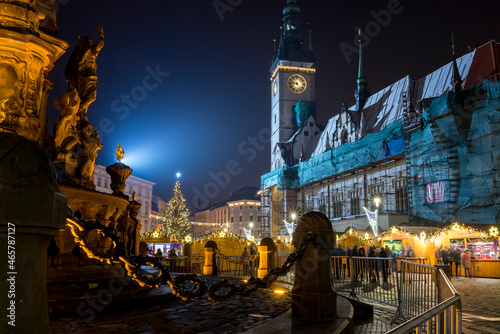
[49,276,499,334]
[450,277,500,334]
[49,279,291,334]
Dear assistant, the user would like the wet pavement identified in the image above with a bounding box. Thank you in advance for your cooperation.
[451,277,500,334]
[49,275,500,334]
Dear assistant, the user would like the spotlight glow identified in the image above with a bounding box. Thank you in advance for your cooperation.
[176,172,181,178]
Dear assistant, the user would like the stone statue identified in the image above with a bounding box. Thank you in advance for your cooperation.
[116,143,124,162]
[65,27,104,117]
[76,124,102,187]
[53,88,80,162]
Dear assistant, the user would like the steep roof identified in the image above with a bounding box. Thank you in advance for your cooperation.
[312,40,499,158]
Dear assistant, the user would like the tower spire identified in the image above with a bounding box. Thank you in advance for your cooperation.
[451,33,463,92]
[355,28,370,111]
[273,0,314,63]
[307,29,315,59]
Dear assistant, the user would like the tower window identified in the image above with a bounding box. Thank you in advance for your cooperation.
[304,131,309,136]
[309,122,313,127]
[274,114,277,124]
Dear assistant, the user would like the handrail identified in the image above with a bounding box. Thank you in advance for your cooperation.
[386,295,461,334]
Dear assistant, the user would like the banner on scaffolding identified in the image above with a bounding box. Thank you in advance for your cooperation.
[426,181,445,204]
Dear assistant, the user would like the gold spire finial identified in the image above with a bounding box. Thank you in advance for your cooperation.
[116,143,124,162]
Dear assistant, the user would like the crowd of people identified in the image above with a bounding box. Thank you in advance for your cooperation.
[435,246,472,278]
[331,244,398,282]
[331,244,474,281]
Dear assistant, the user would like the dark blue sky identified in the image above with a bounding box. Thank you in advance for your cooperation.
[48,0,500,210]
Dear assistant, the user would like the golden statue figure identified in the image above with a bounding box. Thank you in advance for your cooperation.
[116,143,124,162]
[53,89,81,162]
[132,190,137,201]
[65,26,104,116]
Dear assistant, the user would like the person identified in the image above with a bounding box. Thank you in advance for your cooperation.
[435,246,443,265]
[367,246,377,282]
[241,247,250,276]
[452,248,461,277]
[168,248,177,270]
[461,249,472,278]
[47,238,59,268]
[379,246,388,282]
[345,246,352,279]
[155,248,163,258]
[384,246,392,274]
[338,245,347,279]
[350,245,358,281]
[331,245,342,280]
[441,247,449,268]
[249,245,257,276]
[357,246,366,281]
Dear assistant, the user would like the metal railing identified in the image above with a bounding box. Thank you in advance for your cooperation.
[331,256,461,333]
[388,261,462,334]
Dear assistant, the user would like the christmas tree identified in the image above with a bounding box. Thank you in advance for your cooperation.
[159,179,191,241]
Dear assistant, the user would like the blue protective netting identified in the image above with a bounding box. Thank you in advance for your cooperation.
[410,80,500,225]
[261,80,500,225]
[261,119,404,190]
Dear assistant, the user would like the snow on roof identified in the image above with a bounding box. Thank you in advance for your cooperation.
[311,114,339,157]
[359,75,410,135]
[415,50,476,101]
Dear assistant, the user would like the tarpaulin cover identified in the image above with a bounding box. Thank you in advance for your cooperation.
[261,119,404,190]
[410,80,500,225]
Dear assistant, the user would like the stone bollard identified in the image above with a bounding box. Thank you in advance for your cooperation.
[203,247,216,275]
[0,134,67,333]
[258,245,271,279]
[291,211,337,321]
[258,237,277,279]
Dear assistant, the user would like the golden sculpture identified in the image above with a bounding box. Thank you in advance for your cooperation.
[76,124,102,187]
[132,190,137,201]
[53,89,80,162]
[65,26,104,117]
[116,143,124,162]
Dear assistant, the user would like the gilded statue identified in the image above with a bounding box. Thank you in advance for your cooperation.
[53,88,80,162]
[116,143,124,162]
[76,124,102,186]
[65,27,104,116]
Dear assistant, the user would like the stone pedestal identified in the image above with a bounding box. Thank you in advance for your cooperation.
[0,134,67,333]
[291,212,337,321]
[203,247,215,275]
[106,162,133,198]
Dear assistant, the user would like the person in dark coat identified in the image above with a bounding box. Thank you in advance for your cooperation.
[378,246,389,282]
[368,247,377,282]
[357,247,366,281]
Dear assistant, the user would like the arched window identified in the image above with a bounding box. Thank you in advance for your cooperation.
[341,130,348,145]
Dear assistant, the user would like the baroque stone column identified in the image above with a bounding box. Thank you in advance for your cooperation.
[0,133,67,333]
[0,0,68,142]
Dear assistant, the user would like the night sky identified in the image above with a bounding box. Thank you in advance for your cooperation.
[48,0,500,210]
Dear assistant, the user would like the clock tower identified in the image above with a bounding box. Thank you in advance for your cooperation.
[270,0,316,172]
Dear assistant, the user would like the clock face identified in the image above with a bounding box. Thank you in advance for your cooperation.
[287,74,307,94]
[272,80,278,97]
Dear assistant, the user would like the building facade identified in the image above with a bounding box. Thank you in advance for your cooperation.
[193,187,262,239]
[260,1,500,237]
[94,164,159,233]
